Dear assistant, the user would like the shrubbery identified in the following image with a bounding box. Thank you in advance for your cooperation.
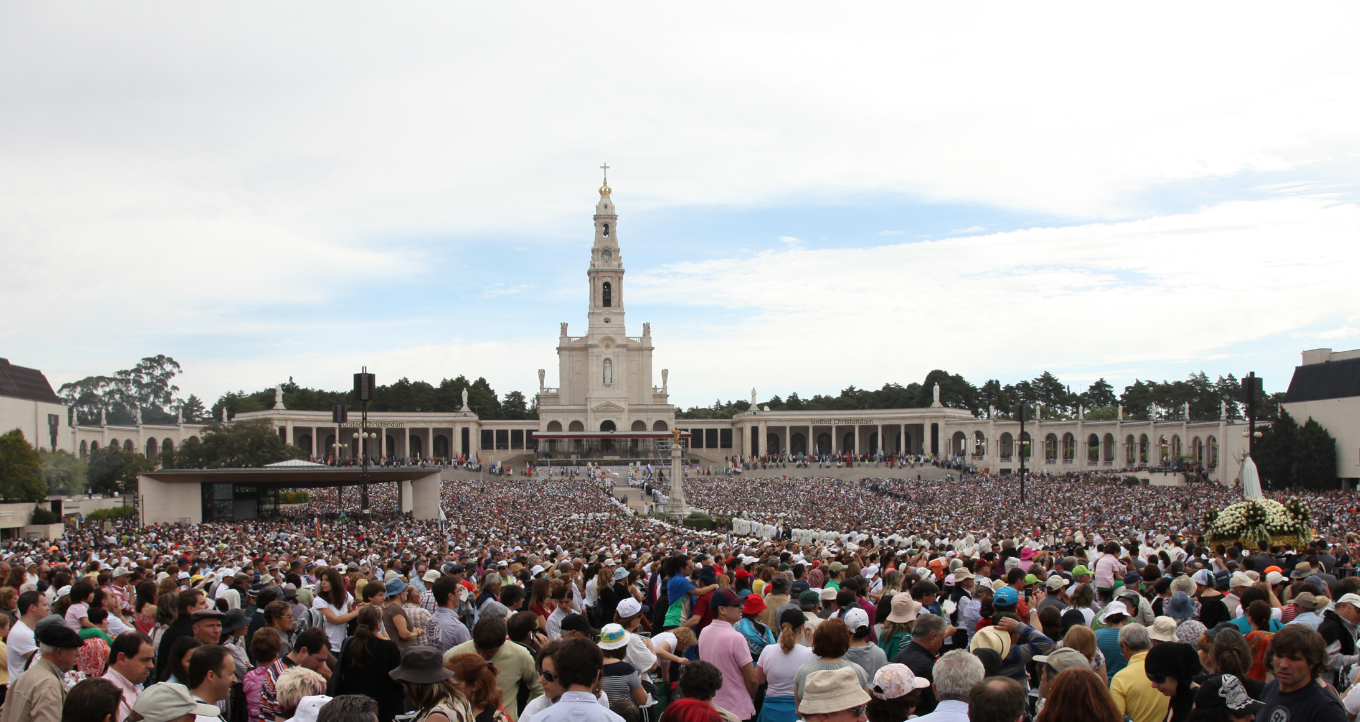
[86,506,136,521]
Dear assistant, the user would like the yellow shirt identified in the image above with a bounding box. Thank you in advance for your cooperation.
[0,640,8,685]
[1110,651,1169,722]
[752,579,766,598]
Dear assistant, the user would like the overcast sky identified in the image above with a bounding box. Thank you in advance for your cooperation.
[3,3,1358,409]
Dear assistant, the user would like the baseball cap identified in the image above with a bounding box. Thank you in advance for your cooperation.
[560,614,597,636]
[1045,576,1066,592]
[616,597,648,618]
[1072,565,1091,578]
[819,587,838,601]
[1034,647,1088,675]
[711,589,742,608]
[994,587,1019,606]
[870,664,930,700]
[799,590,821,608]
[132,683,222,722]
[1229,572,1253,589]
[1336,593,1360,608]
[1265,571,1286,586]
[843,607,870,632]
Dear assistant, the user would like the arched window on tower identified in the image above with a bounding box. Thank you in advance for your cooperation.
[603,223,610,237]
[602,281,612,308]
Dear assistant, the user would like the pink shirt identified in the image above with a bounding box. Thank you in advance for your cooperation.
[1095,554,1122,589]
[697,620,755,719]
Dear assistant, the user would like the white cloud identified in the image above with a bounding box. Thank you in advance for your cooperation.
[633,197,1360,399]
[4,3,1359,405]
[777,236,802,245]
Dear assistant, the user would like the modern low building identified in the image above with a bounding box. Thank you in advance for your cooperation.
[137,466,443,524]
[1283,347,1360,487]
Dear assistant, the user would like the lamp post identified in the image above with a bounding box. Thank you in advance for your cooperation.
[1016,403,1029,503]
[1241,372,1264,458]
[354,367,376,513]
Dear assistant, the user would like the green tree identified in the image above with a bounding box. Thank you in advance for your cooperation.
[1256,409,1298,489]
[501,391,530,420]
[0,429,47,502]
[58,355,184,425]
[1293,417,1337,490]
[179,394,208,423]
[164,419,304,469]
[86,446,154,495]
[39,449,87,496]
[1082,378,1117,410]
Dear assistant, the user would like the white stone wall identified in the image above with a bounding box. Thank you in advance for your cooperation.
[0,395,72,453]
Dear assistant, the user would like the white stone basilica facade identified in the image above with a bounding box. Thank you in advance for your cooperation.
[534,180,676,436]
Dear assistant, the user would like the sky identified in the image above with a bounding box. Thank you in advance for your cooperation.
[2,3,1358,410]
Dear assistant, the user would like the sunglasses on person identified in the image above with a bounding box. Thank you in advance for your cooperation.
[539,669,557,683]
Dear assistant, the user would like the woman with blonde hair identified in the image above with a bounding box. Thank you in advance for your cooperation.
[1059,625,1107,680]
[446,652,511,722]
[390,647,473,722]
[274,667,328,722]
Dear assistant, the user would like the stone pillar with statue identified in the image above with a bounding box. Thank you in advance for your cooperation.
[664,427,689,518]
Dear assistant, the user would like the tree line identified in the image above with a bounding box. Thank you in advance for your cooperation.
[58,355,539,426]
[679,369,1281,421]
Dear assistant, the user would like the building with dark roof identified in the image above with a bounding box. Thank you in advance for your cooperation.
[1284,348,1360,487]
[0,358,70,452]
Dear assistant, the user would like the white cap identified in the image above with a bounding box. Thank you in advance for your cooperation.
[843,607,870,632]
[617,597,643,618]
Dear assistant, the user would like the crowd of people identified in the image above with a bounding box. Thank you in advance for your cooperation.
[0,469,1358,722]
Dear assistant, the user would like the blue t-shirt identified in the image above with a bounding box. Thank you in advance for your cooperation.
[1095,627,1125,680]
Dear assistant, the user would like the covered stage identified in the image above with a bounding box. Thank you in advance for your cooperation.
[533,430,690,463]
[136,467,442,524]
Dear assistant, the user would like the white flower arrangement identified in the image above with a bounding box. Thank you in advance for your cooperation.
[1204,498,1311,546]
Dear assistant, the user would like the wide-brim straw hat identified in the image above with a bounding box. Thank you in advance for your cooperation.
[886,595,920,624]
[390,646,455,684]
[798,667,872,715]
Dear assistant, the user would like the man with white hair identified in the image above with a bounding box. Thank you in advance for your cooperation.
[0,625,83,722]
[1110,623,1168,722]
[909,650,984,722]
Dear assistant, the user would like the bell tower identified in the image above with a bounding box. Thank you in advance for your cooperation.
[588,164,623,332]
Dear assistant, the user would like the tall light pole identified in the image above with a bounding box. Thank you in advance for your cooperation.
[1242,372,1263,458]
[354,367,376,513]
[1016,403,1029,503]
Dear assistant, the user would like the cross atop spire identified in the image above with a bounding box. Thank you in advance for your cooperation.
[600,162,610,184]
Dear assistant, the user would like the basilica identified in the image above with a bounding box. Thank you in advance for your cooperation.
[22,180,1276,485]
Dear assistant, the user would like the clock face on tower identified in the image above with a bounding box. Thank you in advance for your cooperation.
[601,249,612,260]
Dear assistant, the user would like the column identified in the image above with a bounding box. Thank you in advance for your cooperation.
[758,421,767,459]
[831,423,838,454]
[876,424,883,457]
